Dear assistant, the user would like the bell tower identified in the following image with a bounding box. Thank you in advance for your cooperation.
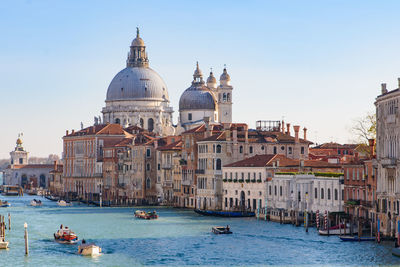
[10,134,28,166]
[217,66,233,123]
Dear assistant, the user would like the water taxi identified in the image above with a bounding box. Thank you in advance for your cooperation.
[30,199,42,206]
[54,227,78,244]
[78,241,101,256]
[134,210,158,220]
[0,200,10,208]
[57,200,72,207]
[212,226,232,235]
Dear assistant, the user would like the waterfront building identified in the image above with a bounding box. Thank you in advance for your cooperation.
[375,80,400,237]
[309,142,366,164]
[3,136,53,189]
[62,124,131,200]
[49,161,63,196]
[157,138,182,205]
[101,28,175,136]
[343,139,377,221]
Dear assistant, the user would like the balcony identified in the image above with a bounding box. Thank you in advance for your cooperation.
[162,181,173,188]
[162,164,172,169]
[381,158,397,167]
[195,169,205,174]
[182,179,192,186]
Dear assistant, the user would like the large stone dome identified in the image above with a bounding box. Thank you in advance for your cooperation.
[179,85,216,111]
[106,67,169,102]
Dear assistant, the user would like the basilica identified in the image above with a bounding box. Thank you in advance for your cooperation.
[101,29,233,135]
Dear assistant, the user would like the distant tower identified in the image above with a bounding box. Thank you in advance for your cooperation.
[217,66,233,123]
[10,134,28,165]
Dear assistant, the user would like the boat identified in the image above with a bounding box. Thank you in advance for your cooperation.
[318,224,357,235]
[0,200,10,208]
[54,228,78,244]
[339,236,375,242]
[194,209,255,217]
[57,200,72,207]
[212,226,232,235]
[393,247,400,257]
[134,210,158,220]
[1,185,22,196]
[45,195,59,201]
[78,242,101,256]
[0,241,9,249]
[30,199,42,206]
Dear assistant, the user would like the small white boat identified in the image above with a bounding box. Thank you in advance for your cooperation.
[318,224,357,235]
[0,241,9,249]
[57,200,72,207]
[78,243,101,256]
[30,199,42,206]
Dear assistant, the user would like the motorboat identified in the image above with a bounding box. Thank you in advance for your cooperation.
[393,247,400,257]
[0,200,10,208]
[339,235,375,242]
[135,210,158,220]
[0,240,9,249]
[78,242,101,256]
[45,195,59,201]
[318,224,357,235]
[57,200,72,207]
[212,226,232,235]
[54,228,78,244]
[30,199,42,206]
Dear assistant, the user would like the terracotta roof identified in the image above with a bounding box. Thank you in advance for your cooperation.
[65,123,128,137]
[224,154,277,167]
[313,142,358,150]
[157,140,182,151]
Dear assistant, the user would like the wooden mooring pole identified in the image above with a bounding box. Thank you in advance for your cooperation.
[24,222,29,256]
[8,213,10,230]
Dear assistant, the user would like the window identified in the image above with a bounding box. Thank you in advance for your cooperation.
[328,188,331,200]
[281,146,285,151]
[335,189,338,200]
[269,186,272,195]
[288,147,292,154]
[146,163,150,171]
[248,190,250,196]
[188,113,192,121]
[346,169,349,180]
[148,118,154,132]
[249,146,253,154]
[274,186,277,196]
[146,149,151,158]
[241,173,244,179]
[342,190,344,200]
[261,146,264,150]
[352,169,355,180]
[140,118,144,128]
[314,188,318,199]
[235,190,238,195]
[146,178,151,189]
[115,118,120,124]
[273,147,277,154]
[216,145,221,153]
[19,158,23,164]
[239,146,243,153]
[216,159,221,170]
[321,188,324,199]
[301,147,305,154]
[157,164,160,170]
[280,186,282,196]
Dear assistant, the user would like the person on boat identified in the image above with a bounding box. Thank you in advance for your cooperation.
[226,225,230,231]
[82,239,86,244]
[395,239,399,248]
[60,224,63,229]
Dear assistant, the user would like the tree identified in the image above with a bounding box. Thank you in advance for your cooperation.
[350,112,376,144]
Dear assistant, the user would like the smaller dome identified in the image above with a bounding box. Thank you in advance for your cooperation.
[207,71,216,84]
[220,67,230,81]
[179,86,216,111]
[131,27,145,47]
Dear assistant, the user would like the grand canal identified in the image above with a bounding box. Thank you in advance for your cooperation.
[0,193,399,266]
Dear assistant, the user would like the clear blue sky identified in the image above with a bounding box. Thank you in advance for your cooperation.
[1,0,400,158]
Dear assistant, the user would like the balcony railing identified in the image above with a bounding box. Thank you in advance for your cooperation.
[195,169,205,174]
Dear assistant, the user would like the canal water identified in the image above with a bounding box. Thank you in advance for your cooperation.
[0,195,398,266]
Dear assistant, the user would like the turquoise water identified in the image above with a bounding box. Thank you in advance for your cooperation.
[0,195,398,266]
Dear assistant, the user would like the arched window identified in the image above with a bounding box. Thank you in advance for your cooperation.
[249,146,253,154]
[146,178,151,189]
[115,118,120,124]
[335,189,338,200]
[216,159,221,170]
[146,163,150,171]
[223,93,227,101]
[239,146,243,153]
[21,174,28,188]
[314,188,318,199]
[140,118,144,128]
[328,188,331,200]
[274,186,277,196]
[216,145,221,153]
[273,147,277,154]
[280,186,282,196]
[148,118,154,132]
[39,174,46,188]
[321,188,324,199]
[227,93,230,101]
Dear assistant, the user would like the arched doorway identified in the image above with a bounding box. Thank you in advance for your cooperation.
[115,118,120,124]
[148,118,154,132]
[21,174,28,188]
[240,191,245,211]
[40,174,46,188]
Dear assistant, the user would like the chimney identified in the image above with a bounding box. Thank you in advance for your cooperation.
[224,123,231,142]
[368,138,376,158]
[286,123,291,135]
[244,124,249,143]
[282,120,285,133]
[381,83,388,94]
[54,160,57,170]
[66,130,69,136]
[293,125,300,143]
[91,126,95,134]
[71,129,75,134]
[303,127,307,140]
